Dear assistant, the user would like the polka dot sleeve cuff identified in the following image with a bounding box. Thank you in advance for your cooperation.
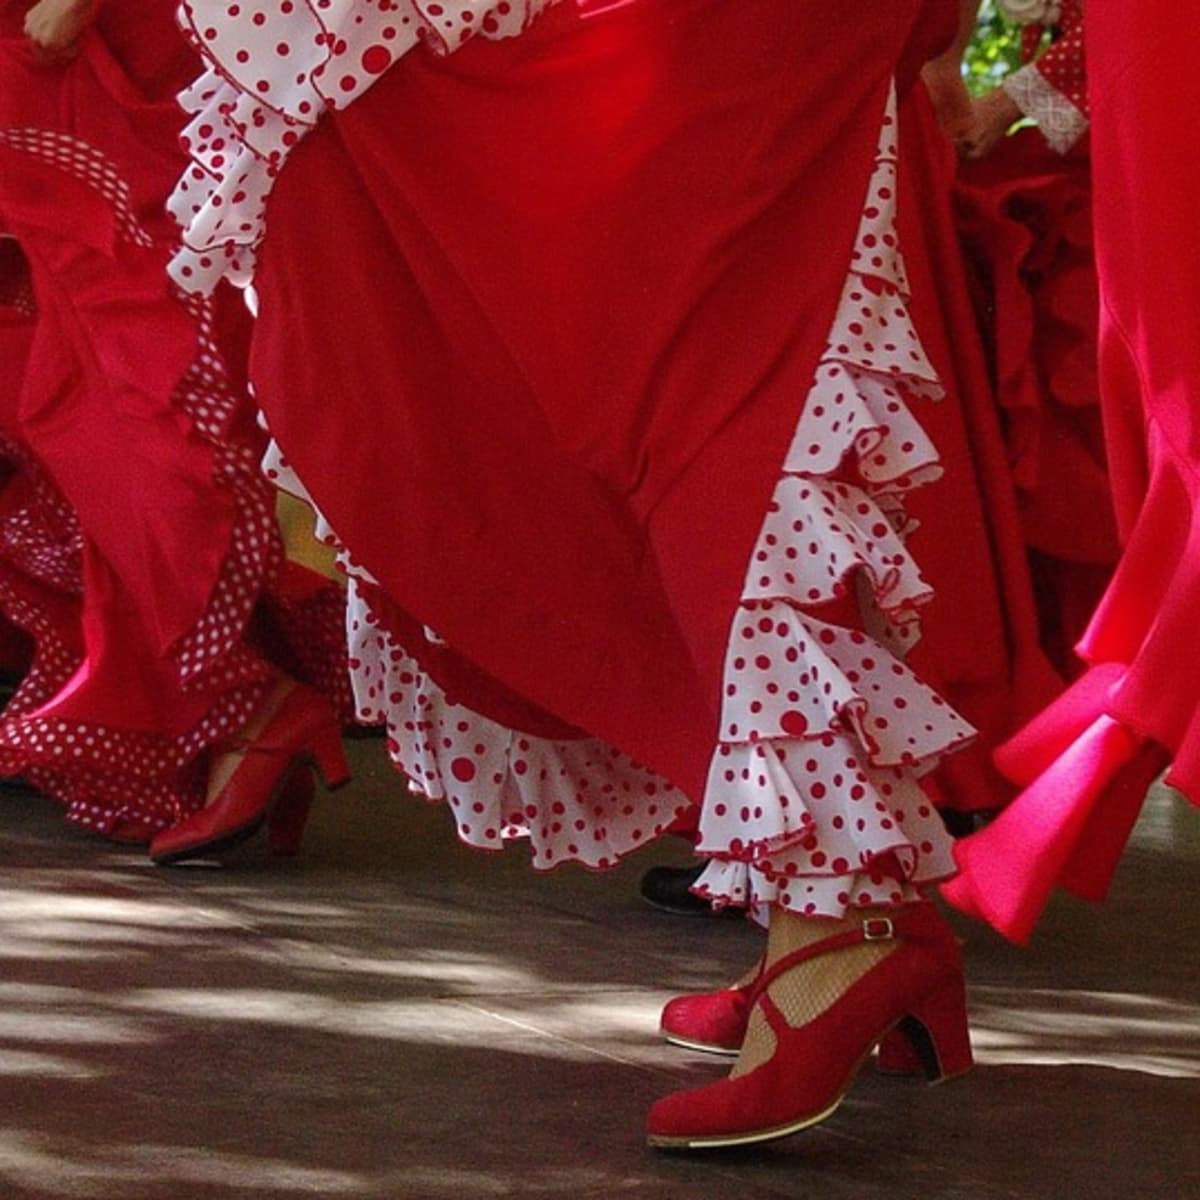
[168,0,563,293]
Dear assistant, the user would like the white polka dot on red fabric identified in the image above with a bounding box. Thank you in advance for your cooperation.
[0,185,347,835]
[0,130,152,248]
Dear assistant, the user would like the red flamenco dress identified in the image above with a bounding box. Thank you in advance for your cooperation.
[944,2,1200,942]
[953,0,1118,673]
[169,0,986,915]
[899,78,1064,817]
[0,0,349,841]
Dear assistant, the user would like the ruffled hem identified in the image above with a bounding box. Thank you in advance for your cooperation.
[0,451,270,838]
[348,580,695,868]
[0,64,349,836]
[943,417,1200,942]
[0,682,271,838]
[266,83,973,916]
[693,87,973,911]
[168,0,561,292]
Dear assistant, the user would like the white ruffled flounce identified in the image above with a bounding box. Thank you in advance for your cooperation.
[690,88,974,912]
[347,585,695,869]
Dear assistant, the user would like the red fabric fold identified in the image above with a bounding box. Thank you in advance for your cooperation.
[252,0,940,800]
[943,2,1200,942]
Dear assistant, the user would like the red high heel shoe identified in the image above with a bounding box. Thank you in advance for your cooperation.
[660,971,923,1074]
[149,685,349,865]
[646,904,973,1150]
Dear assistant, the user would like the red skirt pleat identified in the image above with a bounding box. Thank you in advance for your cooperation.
[898,84,1064,814]
[943,4,1200,942]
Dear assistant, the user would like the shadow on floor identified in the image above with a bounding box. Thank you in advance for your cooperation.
[1,743,1196,1199]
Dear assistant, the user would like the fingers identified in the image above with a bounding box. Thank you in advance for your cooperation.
[22,2,90,64]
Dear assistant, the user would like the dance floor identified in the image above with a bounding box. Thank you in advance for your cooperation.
[1,739,1197,1199]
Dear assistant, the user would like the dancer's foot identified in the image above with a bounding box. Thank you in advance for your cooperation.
[647,903,972,1150]
[149,679,348,865]
[659,957,924,1074]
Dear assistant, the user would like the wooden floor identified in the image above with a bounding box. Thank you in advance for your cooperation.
[1,739,1197,1199]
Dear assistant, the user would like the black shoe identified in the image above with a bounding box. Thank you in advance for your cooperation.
[639,864,720,917]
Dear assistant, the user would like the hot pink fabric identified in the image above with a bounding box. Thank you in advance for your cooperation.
[943,2,1200,942]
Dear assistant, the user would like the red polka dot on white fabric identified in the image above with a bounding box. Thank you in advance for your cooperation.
[170,1,561,292]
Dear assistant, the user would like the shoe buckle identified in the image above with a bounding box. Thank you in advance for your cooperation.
[863,917,895,941]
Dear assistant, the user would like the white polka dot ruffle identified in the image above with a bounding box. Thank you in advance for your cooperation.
[168,0,563,293]
[691,86,972,915]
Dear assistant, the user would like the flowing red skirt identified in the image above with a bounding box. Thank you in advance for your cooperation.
[955,128,1117,672]
[250,2,981,804]
[0,3,350,835]
[944,5,1200,942]
[900,89,1064,814]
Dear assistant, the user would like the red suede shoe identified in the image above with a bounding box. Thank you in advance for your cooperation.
[660,968,923,1074]
[647,905,972,1150]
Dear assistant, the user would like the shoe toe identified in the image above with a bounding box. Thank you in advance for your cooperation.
[660,990,747,1051]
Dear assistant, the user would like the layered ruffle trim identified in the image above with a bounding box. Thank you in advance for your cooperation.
[0,448,271,839]
[168,0,561,292]
[692,88,973,913]
[261,446,696,870]
[945,419,1200,942]
[263,85,972,915]
[348,580,695,868]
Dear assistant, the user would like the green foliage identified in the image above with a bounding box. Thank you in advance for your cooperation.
[964,1,1026,95]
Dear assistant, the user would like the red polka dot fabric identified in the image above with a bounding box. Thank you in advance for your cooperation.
[691,90,971,914]
[1002,0,1088,154]
[169,0,562,292]
[0,281,279,837]
[266,87,973,917]
[0,427,269,840]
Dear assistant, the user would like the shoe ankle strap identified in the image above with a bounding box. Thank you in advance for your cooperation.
[751,904,951,1001]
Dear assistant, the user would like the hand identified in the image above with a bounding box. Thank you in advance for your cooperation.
[958,88,1022,160]
[23,0,98,64]
[921,56,974,145]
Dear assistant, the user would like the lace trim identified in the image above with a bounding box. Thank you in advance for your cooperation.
[1003,63,1088,154]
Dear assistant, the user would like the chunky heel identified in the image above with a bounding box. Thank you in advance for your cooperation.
[267,768,316,856]
[897,974,974,1082]
[646,903,971,1150]
[310,722,351,790]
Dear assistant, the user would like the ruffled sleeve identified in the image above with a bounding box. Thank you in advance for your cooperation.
[168,0,562,293]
